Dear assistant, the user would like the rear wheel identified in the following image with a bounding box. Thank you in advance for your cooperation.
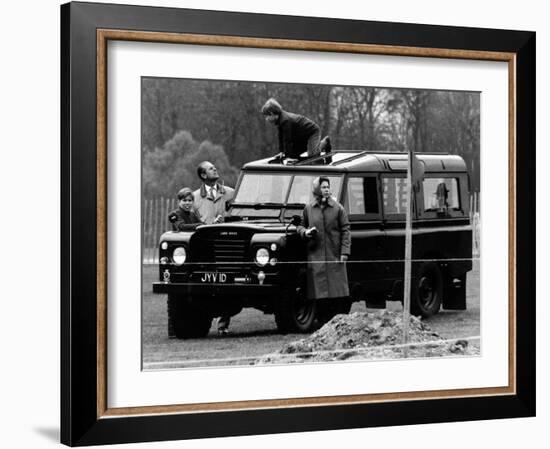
[170,294,212,339]
[411,262,443,317]
[275,284,317,333]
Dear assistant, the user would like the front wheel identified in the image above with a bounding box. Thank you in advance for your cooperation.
[169,294,212,339]
[275,284,317,334]
[411,262,443,318]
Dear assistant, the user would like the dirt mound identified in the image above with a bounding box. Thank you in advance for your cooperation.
[256,310,478,364]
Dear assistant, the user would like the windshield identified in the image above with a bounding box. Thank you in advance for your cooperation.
[233,174,292,204]
[233,173,343,206]
[287,175,342,204]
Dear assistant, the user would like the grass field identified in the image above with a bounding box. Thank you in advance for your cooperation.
[142,261,480,368]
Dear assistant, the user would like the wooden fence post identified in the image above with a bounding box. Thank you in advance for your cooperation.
[142,199,148,264]
[147,198,153,263]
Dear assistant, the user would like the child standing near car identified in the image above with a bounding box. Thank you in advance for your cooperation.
[166,187,203,339]
[168,187,204,231]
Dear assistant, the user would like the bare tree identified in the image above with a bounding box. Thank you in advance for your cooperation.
[141,79,480,196]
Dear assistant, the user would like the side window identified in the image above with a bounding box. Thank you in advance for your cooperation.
[382,176,407,218]
[422,178,460,213]
[345,176,379,217]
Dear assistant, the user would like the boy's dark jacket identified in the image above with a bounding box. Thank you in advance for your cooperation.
[277,111,319,158]
[168,207,203,231]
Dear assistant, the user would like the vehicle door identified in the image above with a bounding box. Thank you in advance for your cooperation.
[380,173,412,291]
[343,174,388,296]
[415,173,473,271]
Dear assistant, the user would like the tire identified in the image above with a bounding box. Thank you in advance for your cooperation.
[170,294,212,339]
[167,295,176,338]
[443,273,467,310]
[411,262,443,318]
[275,284,317,333]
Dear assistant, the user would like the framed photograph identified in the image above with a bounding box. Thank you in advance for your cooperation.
[61,1,535,446]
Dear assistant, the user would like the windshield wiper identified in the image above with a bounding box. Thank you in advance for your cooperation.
[253,202,283,209]
[284,203,305,208]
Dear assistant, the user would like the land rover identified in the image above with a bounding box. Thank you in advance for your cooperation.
[152,151,473,338]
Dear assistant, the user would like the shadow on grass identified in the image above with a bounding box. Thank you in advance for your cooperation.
[210,328,283,339]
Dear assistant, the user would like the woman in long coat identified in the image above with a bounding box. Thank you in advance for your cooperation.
[299,176,351,300]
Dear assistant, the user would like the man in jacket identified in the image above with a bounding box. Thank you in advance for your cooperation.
[261,98,321,160]
[192,161,235,334]
[192,161,234,225]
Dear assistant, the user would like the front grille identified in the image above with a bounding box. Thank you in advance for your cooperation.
[190,229,251,271]
[213,238,247,266]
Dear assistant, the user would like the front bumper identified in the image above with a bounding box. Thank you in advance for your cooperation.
[152,281,278,297]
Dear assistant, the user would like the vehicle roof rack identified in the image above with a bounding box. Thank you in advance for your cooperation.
[295,150,451,165]
[294,152,334,166]
[294,150,372,166]
[261,149,454,169]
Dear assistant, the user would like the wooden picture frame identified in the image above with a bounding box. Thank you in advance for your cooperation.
[61,1,535,446]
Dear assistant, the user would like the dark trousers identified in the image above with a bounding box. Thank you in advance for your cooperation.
[306,129,321,157]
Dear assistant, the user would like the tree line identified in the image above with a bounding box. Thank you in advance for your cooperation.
[142,78,480,199]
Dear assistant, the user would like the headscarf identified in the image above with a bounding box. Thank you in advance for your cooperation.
[312,176,331,202]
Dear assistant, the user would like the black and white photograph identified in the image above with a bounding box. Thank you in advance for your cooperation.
[0,0,543,445]
[141,78,481,370]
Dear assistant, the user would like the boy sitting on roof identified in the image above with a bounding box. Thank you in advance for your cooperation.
[261,98,321,162]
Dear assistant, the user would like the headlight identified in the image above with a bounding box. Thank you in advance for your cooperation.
[172,246,187,265]
[255,248,269,266]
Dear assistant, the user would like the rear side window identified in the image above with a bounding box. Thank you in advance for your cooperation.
[346,176,379,215]
[422,178,460,212]
[382,176,408,218]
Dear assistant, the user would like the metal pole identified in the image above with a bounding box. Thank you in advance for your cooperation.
[402,146,414,358]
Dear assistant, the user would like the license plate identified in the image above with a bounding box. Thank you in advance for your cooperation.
[199,272,228,283]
